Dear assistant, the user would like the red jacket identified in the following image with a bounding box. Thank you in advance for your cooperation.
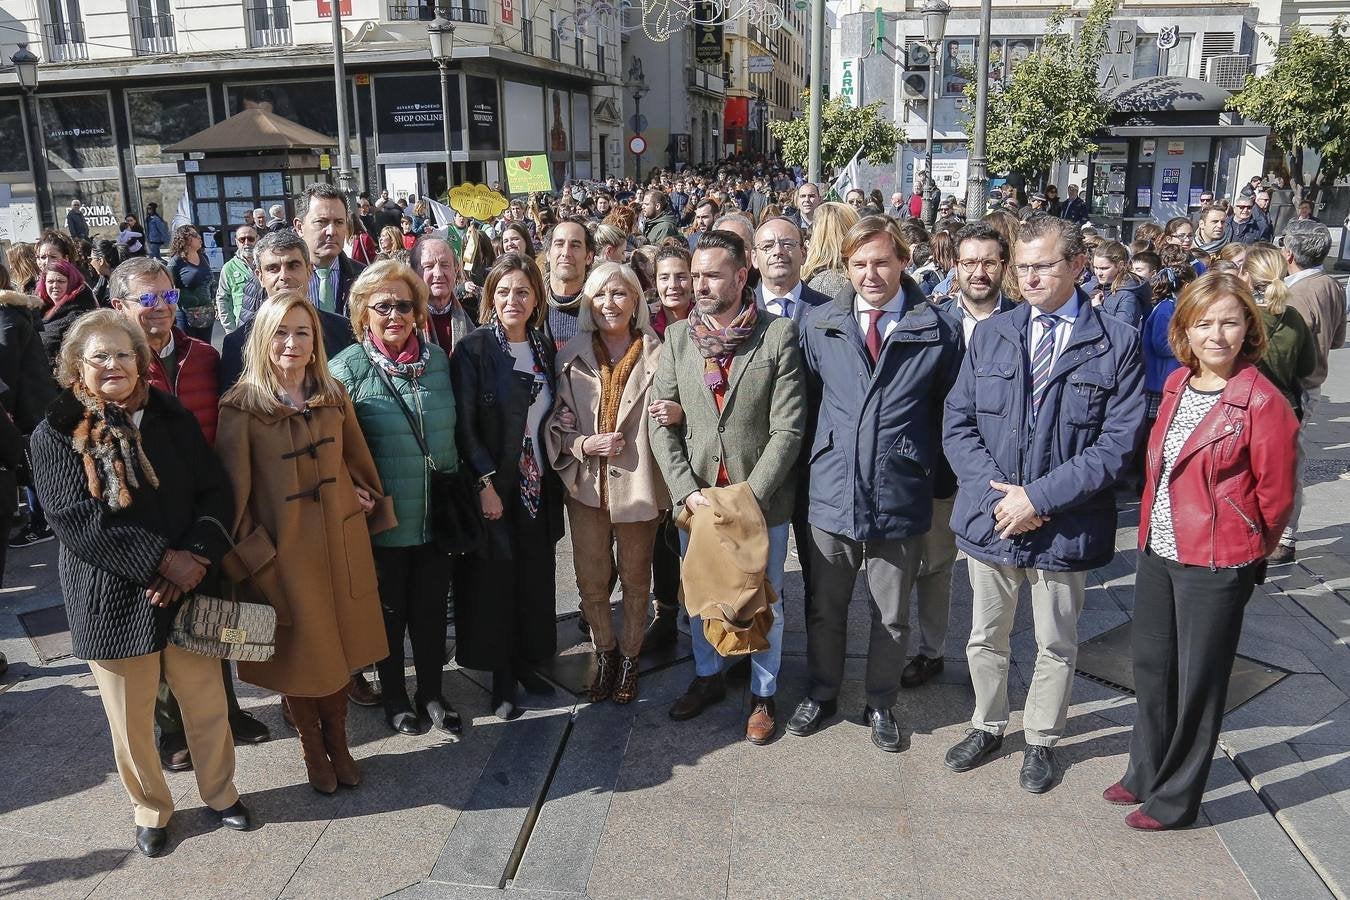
[1138,363,1297,568]
[146,328,221,445]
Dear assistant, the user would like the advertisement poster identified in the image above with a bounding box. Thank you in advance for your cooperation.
[374,74,461,155]
[693,2,723,63]
[548,89,571,187]
[504,154,553,193]
[1160,168,1181,203]
[941,38,974,95]
[466,75,500,152]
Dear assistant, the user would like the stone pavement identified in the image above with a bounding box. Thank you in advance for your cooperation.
[3,349,1350,899]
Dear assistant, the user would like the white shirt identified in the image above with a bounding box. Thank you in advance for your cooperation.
[952,294,1000,344]
[508,341,551,468]
[1285,266,1323,288]
[855,290,906,342]
[1027,291,1081,371]
[759,281,804,320]
[158,332,176,360]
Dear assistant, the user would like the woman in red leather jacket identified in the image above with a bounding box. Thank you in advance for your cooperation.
[1105,271,1298,831]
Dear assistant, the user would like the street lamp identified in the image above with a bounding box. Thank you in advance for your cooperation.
[755,89,769,157]
[967,0,994,219]
[427,14,456,202]
[12,43,53,231]
[920,0,949,227]
[627,56,648,184]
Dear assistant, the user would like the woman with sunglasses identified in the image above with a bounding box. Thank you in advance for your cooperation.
[167,225,214,342]
[329,262,462,736]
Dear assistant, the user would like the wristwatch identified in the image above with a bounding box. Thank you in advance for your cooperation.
[477,472,495,491]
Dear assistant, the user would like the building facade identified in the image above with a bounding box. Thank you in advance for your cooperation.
[0,0,625,241]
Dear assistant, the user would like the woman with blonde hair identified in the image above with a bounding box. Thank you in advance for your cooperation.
[593,223,628,263]
[329,261,461,736]
[217,292,393,794]
[378,226,409,263]
[801,201,861,298]
[547,262,668,704]
[7,242,39,293]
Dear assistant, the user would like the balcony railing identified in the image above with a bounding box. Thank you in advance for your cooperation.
[131,13,176,55]
[44,21,88,61]
[247,1,291,47]
[521,18,533,54]
[687,66,726,95]
[388,3,487,24]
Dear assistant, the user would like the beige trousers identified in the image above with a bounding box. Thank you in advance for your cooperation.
[88,643,239,827]
[912,495,958,659]
[567,497,659,658]
[965,557,1087,747]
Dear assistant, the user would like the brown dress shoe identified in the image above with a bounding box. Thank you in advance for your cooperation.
[347,672,381,707]
[669,674,726,720]
[746,695,776,745]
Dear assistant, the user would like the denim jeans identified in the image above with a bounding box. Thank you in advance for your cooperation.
[680,521,789,697]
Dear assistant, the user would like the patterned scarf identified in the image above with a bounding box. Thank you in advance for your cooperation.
[492,320,550,518]
[69,380,159,511]
[592,332,644,509]
[689,302,758,393]
[364,329,428,380]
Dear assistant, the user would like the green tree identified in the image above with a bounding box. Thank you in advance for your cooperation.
[768,91,905,171]
[964,0,1115,179]
[1227,19,1350,198]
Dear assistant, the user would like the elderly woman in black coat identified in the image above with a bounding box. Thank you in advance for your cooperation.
[450,253,563,721]
[30,309,251,858]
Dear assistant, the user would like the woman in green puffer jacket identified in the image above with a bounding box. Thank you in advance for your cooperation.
[330,260,461,737]
[1240,243,1317,419]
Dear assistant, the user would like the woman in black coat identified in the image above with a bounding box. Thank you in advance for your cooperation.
[30,309,251,857]
[449,253,563,720]
[38,260,98,362]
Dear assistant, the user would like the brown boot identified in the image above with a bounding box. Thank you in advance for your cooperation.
[317,688,361,787]
[588,649,619,702]
[612,656,639,705]
[287,696,337,795]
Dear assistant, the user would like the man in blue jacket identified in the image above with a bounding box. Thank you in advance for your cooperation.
[942,214,1145,793]
[787,217,963,751]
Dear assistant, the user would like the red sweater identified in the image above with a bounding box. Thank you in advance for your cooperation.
[146,329,221,445]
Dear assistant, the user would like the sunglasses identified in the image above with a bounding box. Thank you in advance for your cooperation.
[371,300,415,316]
[135,290,180,307]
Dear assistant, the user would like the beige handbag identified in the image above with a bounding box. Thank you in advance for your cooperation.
[168,517,278,662]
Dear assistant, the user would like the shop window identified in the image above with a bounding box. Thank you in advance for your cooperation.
[135,175,186,227]
[37,92,116,171]
[228,81,357,155]
[128,86,211,166]
[49,177,122,238]
[0,99,30,174]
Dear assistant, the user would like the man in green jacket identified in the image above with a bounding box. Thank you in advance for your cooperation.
[642,189,682,246]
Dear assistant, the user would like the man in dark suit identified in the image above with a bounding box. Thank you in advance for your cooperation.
[753,215,830,619]
[649,230,807,745]
[237,183,365,325]
[218,230,356,390]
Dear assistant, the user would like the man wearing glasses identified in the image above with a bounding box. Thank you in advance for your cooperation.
[1190,190,1214,225]
[107,256,272,769]
[1231,194,1273,245]
[215,225,258,334]
[942,215,1144,793]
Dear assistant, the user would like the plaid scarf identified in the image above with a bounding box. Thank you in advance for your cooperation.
[689,302,758,393]
[69,380,159,511]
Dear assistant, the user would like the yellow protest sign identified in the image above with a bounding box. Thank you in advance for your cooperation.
[504,154,553,194]
[447,183,509,222]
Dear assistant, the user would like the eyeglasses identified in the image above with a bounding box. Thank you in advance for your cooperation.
[755,239,800,253]
[371,300,416,316]
[84,351,137,368]
[1199,197,1214,203]
[1235,204,1253,210]
[135,290,180,307]
[958,258,1004,273]
[1012,257,1069,277]
[236,235,257,244]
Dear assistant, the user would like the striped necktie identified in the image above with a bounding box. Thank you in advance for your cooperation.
[1029,314,1060,418]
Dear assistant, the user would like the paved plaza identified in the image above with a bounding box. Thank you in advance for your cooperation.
[3,346,1350,898]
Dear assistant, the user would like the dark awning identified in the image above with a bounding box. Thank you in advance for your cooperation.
[165,104,336,154]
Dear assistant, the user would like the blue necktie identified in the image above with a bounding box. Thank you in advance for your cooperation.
[1029,314,1060,418]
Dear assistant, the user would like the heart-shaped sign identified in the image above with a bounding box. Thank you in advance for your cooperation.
[518,157,532,171]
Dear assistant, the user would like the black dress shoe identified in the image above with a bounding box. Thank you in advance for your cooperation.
[158,739,192,772]
[229,710,271,744]
[786,697,836,736]
[641,607,678,652]
[944,729,1004,772]
[135,825,168,857]
[863,705,901,752]
[388,711,422,735]
[516,668,556,695]
[1020,745,1057,793]
[900,654,944,689]
[421,698,463,737]
[214,800,252,831]
[669,674,727,721]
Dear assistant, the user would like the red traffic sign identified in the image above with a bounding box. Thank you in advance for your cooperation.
[628,135,647,155]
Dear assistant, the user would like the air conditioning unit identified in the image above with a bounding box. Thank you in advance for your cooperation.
[901,70,929,100]
[905,42,930,70]
[1203,53,1250,90]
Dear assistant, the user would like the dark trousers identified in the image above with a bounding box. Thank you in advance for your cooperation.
[373,542,453,715]
[1122,548,1257,827]
[651,512,682,613]
[792,490,814,618]
[156,660,243,743]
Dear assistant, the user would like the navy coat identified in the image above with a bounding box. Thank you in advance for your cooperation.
[802,279,963,540]
[942,290,1146,572]
[755,282,831,328]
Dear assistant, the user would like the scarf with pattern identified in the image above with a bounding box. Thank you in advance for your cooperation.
[69,380,159,511]
[592,332,644,509]
[689,302,757,393]
[492,320,550,518]
[364,329,428,380]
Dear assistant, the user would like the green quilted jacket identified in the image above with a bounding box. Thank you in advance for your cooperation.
[330,341,459,548]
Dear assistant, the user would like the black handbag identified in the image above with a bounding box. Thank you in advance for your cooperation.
[371,364,485,555]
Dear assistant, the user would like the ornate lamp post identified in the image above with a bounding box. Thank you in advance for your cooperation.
[427,13,456,199]
[920,0,949,227]
[12,43,53,231]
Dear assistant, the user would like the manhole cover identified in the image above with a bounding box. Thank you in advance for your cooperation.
[18,604,72,662]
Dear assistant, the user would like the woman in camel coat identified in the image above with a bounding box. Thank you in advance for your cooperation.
[216,292,394,795]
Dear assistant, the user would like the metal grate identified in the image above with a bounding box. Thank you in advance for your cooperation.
[1204,52,1250,90]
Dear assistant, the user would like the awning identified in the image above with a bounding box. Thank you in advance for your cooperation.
[165,104,336,154]
[1106,76,1233,114]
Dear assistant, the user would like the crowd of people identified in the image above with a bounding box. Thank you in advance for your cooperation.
[1,158,1345,858]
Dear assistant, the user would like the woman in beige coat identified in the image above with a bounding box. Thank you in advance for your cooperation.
[217,292,394,795]
[547,261,669,703]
